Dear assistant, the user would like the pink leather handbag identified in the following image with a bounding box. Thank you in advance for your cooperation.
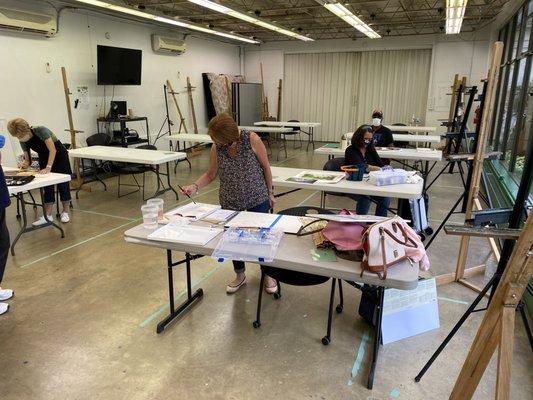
[322,210,366,251]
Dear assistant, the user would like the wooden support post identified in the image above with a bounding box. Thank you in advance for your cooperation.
[447,74,460,133]
[277,79,282,122]
[166,80,188,134]
[260,62,269,120]
[454,42,503,282]
[61,66,85,191]
[448,213,533,400]
[186,77,198,135]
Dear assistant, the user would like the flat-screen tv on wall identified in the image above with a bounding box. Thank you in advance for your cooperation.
[97,45,142,85]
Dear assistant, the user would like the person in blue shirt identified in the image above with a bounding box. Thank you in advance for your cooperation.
[0,134,14,315]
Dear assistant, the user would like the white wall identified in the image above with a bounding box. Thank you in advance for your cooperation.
[244,29,492,136]
[0,7,240,149]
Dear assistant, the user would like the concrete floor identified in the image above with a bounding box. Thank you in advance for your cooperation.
[0,143,531,400]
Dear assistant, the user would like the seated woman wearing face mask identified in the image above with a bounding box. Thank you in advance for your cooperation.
[370,109,393,147]
[344,125,391,217]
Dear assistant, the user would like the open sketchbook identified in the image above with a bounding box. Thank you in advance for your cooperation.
[165,202,220,221]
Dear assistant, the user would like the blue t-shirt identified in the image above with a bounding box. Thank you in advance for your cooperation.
[0,165,10,209]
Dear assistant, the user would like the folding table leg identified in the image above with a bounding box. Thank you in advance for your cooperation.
[156,251,204,333]
[367,286,384,389]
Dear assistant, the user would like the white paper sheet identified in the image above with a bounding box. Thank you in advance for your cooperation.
[165,202,220,221]
[225,213,303,234]
[294,170,345,184]
[148,224,223,245]
[201,209,238,224]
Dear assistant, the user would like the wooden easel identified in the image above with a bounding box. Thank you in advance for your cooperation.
[260,62,269,120]
[166,79,188,134]
[60,66,86,191]
[277,79,282,121]
[448,212,532,400]
[452,42,504,291]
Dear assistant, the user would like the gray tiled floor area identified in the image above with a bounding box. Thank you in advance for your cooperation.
[1,143,531,399]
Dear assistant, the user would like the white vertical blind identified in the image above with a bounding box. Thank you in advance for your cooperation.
[283,49,432,142]
[283,52,360,142]
[355,49,432,126]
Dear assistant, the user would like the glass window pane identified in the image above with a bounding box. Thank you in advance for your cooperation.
[500,63,515,154]
[506,59,527,167]
[513,9,524,58]
[523,15,532,52]
[513,63,532,180]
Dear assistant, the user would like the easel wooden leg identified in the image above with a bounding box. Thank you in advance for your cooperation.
[496,306,515,400]
[449,314,501,400]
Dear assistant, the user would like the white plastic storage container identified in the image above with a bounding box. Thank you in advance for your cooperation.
[368,169,408,186]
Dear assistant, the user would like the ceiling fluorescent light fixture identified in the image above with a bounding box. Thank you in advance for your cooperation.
[324,2,380,39]
[188,0,313,41]
[73,0,259,43]
[446,0,468,34]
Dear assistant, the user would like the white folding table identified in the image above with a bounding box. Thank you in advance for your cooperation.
[271,166,422,206]
[5,168,71,255]
[315,145,442,162]
[124,220,419,389]
[385,125,437,133]
[68,146,187,200]
[254,121,321,151]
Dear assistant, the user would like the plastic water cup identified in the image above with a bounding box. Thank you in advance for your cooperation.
[141,205,158,229]
[147,198,164,220]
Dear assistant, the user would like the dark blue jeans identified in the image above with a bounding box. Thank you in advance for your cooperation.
[233,199,270,274]
[354,195,390,217]
[43,182,71,205]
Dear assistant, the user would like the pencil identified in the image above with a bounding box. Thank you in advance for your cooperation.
[176,183,197,204]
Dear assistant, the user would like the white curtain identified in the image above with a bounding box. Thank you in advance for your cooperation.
[355,49,432,126]
[283,52,360,142]
[283,49,432,142]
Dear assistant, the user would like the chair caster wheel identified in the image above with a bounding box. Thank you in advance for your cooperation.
[321,336,330,345]
[425,227,434,235]
[198,288,204,297]
[273,292,281,300]
[419,233,426,242]
[253,321,261,329]
[336,305,343,313]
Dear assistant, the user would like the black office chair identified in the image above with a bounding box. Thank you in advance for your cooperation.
[253,206,344,345]
[277,119,303,159]
[116,145,162,200]
[322,157,359,208]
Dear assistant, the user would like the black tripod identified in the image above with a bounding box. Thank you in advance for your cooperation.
[153,84,191,170]
[415,137,533,382]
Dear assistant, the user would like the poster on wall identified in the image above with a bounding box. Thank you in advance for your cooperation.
[0,118,23,168]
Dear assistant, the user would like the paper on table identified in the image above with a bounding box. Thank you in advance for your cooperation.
[224,212,302,234]
[294,171,344,184]
[306,214,389,223]
[148,224,223,245]
[165,202,220,220]
[201,209,238,224]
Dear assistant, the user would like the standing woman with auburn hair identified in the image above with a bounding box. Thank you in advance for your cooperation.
[7,118,73,225]
[181,113,278,294]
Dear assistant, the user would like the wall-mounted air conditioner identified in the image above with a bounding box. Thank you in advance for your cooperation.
[151,34,186,55]
[0,6,57,37]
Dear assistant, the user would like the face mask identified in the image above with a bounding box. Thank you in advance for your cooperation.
[364,139,372,146]
[372,118,382,127]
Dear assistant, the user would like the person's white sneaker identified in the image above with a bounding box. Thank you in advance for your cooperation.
[0,288,13,301]
[32,215,53,227]
[60,212,70,223]
[0,302,8,315]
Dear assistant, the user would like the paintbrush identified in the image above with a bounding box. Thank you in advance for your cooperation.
[176,183,197,204]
